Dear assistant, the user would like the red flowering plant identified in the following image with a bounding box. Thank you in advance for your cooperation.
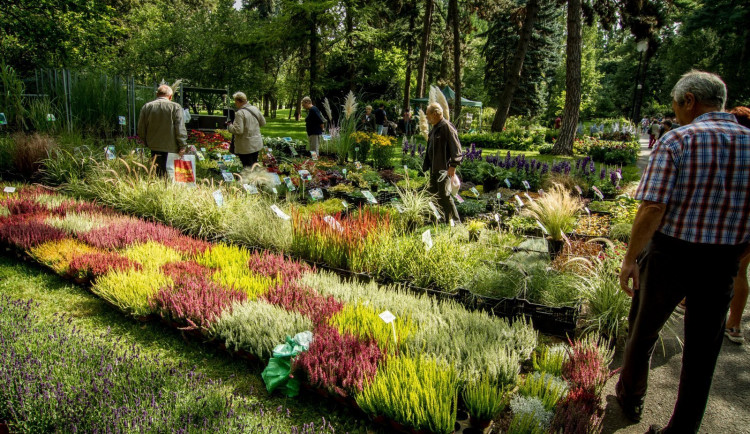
[262,281,343,325]
[188,130,228,152]
[0,215,66,250]
[247,251,311,282]
[161,261,215,280]
[293,325,384,397]
[149,274,247,331]
[68,251,142,279]
[549,388,604,434]
[562,336,618,397]
[79,219,209,255]
[1,198,49,216]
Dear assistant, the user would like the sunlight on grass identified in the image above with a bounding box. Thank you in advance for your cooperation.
[262,118,308,142]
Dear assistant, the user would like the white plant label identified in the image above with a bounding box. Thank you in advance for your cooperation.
[212,190,224,207]
[272,187,278,196]
[243,183,258,194]
[584,207,591,217]
[574,185,583,195]
[221,171,234,182]
[341,200,349,209]
[592,186,604,200]
[46,113,56,122]
[379,310,396,324]
[428,202,441,220]
[322,135,331,141]
[355,147,360,153]
[309,188,324,201]
[342,168,347,177]
[496,193,502,200]
[504,178,512,188]
[282,137,292,142]
[470,187,480,198]
[265,147,271,153]
[536,220,549,235]
[118,116,126,126]
[298,169,311,181]
[524,192,535,203]
[615,171,622,180]
[404,165,409,173]
[289,146,298,157]
[362,190,378,204]
[104,146,116,161]
[269,173,282,185]
[4,187,16,193]
[323,215,344,232]
[421,229,433,251]
[310,151,318,160]
[455,193,465,203]
[394,203,404,213]
[283,177,296,191]
[201,147,207,152]
[538,189,545,195]
[355,161,362,170]
[494,213,500,223]
[270,204,291,220]
[522,180,531,190]
[449,218,455,227]
[514,195,524,207]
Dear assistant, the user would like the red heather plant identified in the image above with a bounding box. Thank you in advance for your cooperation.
[247,251,311,281]
[549,388,604,434]
[149,275,247,330]
[562,337,617,397]
[262,281,343,324]
[0,215,66,250]
[68,251,142,279]
[293,325,384,397]
[160,261,214,280]
[79,219,209,255]
[53,200,117,217]
[1,198,49,216]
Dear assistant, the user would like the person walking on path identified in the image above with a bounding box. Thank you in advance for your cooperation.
[301,96,325,154]
[617,70,750,434]
[422,102,462,223]
[137,84,187,177]
[227,92,265,168]
[374,103,388,135]
[648,119,660,148]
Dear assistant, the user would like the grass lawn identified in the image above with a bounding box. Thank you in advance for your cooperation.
[262,118,308,142]
[0,255,377,433]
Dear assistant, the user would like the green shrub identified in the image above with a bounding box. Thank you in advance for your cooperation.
[532,344,568,377]
[462,378,507,421]
[609,222,632,241]
[459,131,543,151]
[517,372,568,411]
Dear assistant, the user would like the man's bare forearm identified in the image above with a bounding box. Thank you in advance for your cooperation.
[624,200,667,262]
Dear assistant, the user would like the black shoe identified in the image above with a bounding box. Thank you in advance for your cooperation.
[646,424,664,434]
[615,382,643,422]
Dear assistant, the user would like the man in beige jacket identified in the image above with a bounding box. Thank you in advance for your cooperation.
[137,85,187,176]
[227,92,266,167]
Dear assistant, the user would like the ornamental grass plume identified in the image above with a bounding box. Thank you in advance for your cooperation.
[432,85,450,122]
[68,251,142,279]
[262,281,344,324]
[150,275,247,330]
[342,91,358,120]
[322,98,333,124]
[418,109,429,141]
[522,182,583,241]
[293,325,384,397]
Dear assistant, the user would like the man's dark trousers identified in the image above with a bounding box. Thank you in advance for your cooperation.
[426,173,460,223]
[617,232,745,433]
[150,150,169,177]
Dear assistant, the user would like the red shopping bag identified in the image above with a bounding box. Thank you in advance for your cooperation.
[173,158,195,183]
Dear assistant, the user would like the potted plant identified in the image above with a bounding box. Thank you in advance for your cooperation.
[466,220,486,242]
[462,378,507,430]
[522,183,583,259]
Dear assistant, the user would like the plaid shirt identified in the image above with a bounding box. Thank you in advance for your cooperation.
[636,112,750,245]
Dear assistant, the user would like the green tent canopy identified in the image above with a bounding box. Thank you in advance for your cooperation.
[409,86,483,129]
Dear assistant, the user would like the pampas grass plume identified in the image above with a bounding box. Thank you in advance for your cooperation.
[343,91,358,120]
[418,109,429,141]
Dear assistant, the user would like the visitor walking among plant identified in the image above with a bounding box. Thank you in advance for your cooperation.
[422,102,462,223]
[136,85,187,176]
[301,96,325,154]
[227,92,265,167]
[617,70,750,434]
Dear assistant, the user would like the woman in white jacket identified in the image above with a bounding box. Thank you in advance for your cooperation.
[227,92,266,167]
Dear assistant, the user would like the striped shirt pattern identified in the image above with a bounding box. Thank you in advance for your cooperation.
[635,112,750,245]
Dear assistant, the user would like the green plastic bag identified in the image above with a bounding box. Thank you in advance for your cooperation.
[262,331,313,397]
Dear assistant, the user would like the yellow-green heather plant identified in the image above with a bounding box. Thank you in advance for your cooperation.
[532,345,568,377]
[195,243,251,270]
[329,303,416,353]
[462,377,508,421]
[211,267,279,300]
[45,212,113,235]
[517,372,568,411]
[356,354,459,434]
[522,183,583,241]
[123,241,184,270]
[92,269,172,317]
[28,238,99,275]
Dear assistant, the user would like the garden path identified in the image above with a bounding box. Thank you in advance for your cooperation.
[601,133,750,433]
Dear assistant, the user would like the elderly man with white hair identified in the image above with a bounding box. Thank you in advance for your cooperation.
[137,84,187,177]
[227,92,266,167]
[422,102,462,222]
[616,70,750,434]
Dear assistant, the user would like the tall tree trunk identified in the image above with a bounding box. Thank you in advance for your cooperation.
[450,0,461,123]
[346,2,356,92]
[552,0,582,155]
[416,0,434,98]
[309,12,319,100]
[632,52,652,123]
[403,15,416,112]
[490,0,540,132]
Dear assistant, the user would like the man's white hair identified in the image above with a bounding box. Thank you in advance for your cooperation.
[426,102,443,116]
[671,70,727,111]
[233,92,247,103]
[156,85,173,97]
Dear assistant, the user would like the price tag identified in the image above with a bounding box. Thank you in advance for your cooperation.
[104,145,116,161]
[524,192,535,203]
[323,215,344,232]
[536,220,549,235]
[615,171,622,180]
[201,147,207,152]
[362,190,378,204]
[494,213,500,223]
[522,180,531,190]
[496,193,502,200]
[269,173,282,186]
[341,200,349,209]
[283,177,296,191]
[282,137,292,142]
[421,229,433,251]
[470,187,480,198]
[379,310,398,344]
[243,183,258,194]
[428,202,441,220]
[270,204,291,220]
[584,207,591,217]
[504,178,512,188]
[118,116,126,126]
[514,195,524,207]
[221,171,234,182]
[212,190,224,207]
[272,187,278,196]
[592,186,604,200]
[574,185,583,195]
[454,193,465,204]
[355,161,362,170]
[4,186,16,193]
[404,165,409,173]
[309,188,324,201]
[449,218,455,227]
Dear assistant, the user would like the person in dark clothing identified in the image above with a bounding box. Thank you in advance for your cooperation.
[301,96,325,153]
[374,104,388,135]
[359,106,376,132]
[397,110,415,136]
[422,102,462,223]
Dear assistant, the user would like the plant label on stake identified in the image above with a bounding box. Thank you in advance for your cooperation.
[310,151,318,161]
[270,204,291,220]
[282,137,292,143]
[323,215,344,233]
[0,113,7,126]
[454,193,464,203]
[522,180,531,190]
[494,213,501,225]
[243,183,258,194]
[47,114,56,122]
[592,186,604,200]
[496,192,502,200]
[118,116,126,126]
[378,310,398,345]
[584,207,591,217]
[449,218,455,227]
[470,187,480,198]
[4,186,16,194]
[289,146,298,157]
[574,185,583,195]
[221,171,234,182]
[536,220,549,235]
[341,200,349,209]
[283,177,296,191]
[212,190,224,207]
[271,187,278,196]
[362,190,378,204]
[342,168,347,179]
[514,195,524,208]
[504,178,512,188]
[104,145,116,160]
[524,192,535,203]
[428,202,441,220]
[404,164,409,173]
[421,229,433,251]
[309,188,324,201]
[561,230,572,247]
[355,161,362,170]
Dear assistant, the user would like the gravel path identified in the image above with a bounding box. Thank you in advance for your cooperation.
[601,134,750,433]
